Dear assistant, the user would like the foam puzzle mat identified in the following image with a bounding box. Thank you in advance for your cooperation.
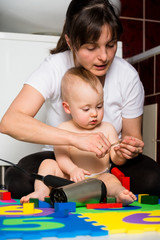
[0,196,160,239]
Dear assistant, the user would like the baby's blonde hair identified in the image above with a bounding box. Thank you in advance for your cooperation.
[61,66,101,101]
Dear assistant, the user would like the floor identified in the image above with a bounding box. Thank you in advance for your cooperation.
[38,233,160,240]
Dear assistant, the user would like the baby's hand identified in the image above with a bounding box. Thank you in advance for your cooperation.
[69,166,90,182]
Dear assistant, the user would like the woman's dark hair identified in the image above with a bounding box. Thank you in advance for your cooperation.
[50,0,123,54]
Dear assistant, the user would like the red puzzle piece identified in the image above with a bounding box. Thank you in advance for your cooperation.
[111,167,125,182]
[86,203,122,209]
[121,176,130,191]
[0,191,11,200]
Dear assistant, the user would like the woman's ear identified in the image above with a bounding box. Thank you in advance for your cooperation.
[65,34,71,50]
[62,101,71,114]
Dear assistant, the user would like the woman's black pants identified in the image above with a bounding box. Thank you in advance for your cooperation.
[5,151,160,199]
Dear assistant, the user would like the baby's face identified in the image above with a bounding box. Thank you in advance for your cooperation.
[69,81,104,129]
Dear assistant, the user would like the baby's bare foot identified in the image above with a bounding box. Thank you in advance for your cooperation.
[20,190,49,204]
[116,189,137,206]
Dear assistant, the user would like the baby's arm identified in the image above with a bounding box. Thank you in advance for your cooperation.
[107,123,143,163]
[54,145,90,182]
[110,145,127,165]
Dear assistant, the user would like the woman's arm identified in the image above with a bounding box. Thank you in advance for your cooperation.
[122,116,143,140]
[0,85,109,157]
[119,116,144,159]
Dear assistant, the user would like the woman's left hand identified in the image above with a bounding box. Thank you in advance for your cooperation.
[115,136,144,159]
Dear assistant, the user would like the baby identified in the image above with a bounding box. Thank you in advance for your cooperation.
[54,67,136,206]
[21,67,136,206]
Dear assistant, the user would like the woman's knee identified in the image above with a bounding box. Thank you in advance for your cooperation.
[5,166,34,199]
[18,151,55,173]
[130,159,160,195]
[145,170,160,195]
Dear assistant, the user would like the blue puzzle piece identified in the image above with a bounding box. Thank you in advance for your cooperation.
[54,202,76,212]
[38,200,52,208]
[0,213,108,239]
[54,209,69,218]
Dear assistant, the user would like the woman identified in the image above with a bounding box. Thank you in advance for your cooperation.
[1,0,160,198]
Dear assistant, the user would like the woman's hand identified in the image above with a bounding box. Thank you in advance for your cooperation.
[73,132,111,158]
[115,136,144,159]
[69,166,91,182]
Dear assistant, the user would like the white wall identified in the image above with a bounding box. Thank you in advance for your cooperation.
[0,33,59,164]
[142,104,157,161]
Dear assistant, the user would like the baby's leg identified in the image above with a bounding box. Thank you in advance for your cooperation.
[20,159,66,203]
[98,173,137,206]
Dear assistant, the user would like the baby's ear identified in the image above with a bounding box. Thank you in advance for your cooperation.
[62,101,71,114]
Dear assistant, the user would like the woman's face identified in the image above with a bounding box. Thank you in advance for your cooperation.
[74,24,117,78]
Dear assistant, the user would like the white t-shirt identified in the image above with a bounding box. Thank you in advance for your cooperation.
[25,50,144,151]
